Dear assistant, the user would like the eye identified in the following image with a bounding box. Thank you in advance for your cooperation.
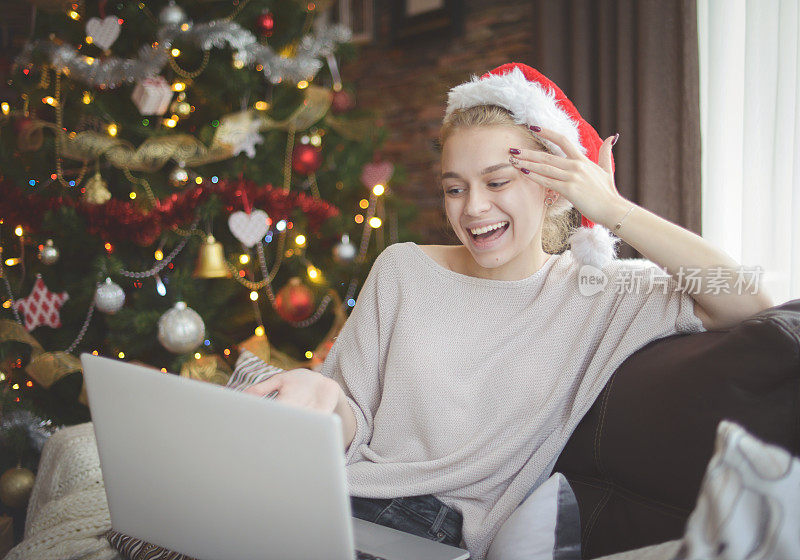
[489,181,509,188]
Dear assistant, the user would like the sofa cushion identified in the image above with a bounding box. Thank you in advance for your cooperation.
[553,298,800,558]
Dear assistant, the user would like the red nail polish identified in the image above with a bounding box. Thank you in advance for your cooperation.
[521,168,530,174]
[529,125,541,132]
[509,148,520,154]
[612,133,619,146]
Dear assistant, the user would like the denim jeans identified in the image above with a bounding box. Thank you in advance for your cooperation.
[350,494,464,549]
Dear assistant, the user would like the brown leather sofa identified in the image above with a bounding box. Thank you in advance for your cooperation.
[553,298,800,559]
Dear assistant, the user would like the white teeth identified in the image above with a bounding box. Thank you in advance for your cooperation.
[468,221,508,235]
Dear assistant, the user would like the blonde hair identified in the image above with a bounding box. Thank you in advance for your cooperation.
[438,104,576,254]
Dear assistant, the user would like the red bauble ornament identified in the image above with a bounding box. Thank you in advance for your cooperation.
[257,10,275,37]
[331,89,355,114]
[274,277,315,322]
[291,144,323,175]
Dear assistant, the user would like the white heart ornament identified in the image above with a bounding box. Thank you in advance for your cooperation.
[228,209,271,248]
[86,16,121,50]
[360,161,394,189]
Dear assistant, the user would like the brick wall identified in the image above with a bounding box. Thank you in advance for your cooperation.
[338,0,536,244]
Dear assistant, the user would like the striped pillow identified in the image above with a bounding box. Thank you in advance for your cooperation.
[104,351,286,559]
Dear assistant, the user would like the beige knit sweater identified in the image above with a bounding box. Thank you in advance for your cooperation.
[320,242,706,560]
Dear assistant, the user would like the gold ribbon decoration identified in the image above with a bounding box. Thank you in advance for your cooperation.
[0,319,87,405]
[259,85,332,132]
[180,355,232,386]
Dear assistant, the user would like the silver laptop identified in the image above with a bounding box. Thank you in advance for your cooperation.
[81,354,470,560]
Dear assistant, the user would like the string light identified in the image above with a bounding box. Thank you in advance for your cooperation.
[85,36,93,44]
[276,220,287,231]
[359,199,369,209]
[43,96,57,106]
[4,258,20,266]
[164,118,177,128]
[1,102,9,115]
[14,225,23,236]
[84,56,95,65]
[255,101,269,110]
[297,80,309,89]
[154,250,164,261]
[194,352,201,359]
[129,191,137,199]
[2,301,11,309]
[254,326,265,337]
[373,184,385,196]
[92,350,99,355]
[82,91,92,104]
[107,123,118,136]
[12,384,19,390]
[305,351,313,359]
[104,242,113,252]
[161,368,167,372]
[0,373,5,382]
[223,348,231,356]
[354,214,364,224]
[369,217,382,228]
[295,234,306,246]
[239,254,250,264]
[118,352,125,359]
[171,48,181,57]
[68,10,80,20]
[194,176,203,184]
[249,291,259,301]
[172,82,186,92]
[307,265,319,280]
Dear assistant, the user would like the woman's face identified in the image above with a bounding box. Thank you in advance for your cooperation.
[441,125,551,278]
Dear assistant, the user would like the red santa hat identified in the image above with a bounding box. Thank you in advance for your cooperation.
[444,62,619,268]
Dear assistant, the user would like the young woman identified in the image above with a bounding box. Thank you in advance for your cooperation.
[243,63,773,560]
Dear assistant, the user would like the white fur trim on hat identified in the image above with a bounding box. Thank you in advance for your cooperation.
[445,65,586,159]
[567,224,619,269]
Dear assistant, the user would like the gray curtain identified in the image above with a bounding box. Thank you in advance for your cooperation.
[531,0,701,259]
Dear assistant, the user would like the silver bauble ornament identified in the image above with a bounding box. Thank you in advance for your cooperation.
[333,234,357,263]
[159,0,189,26]
[169,163,189,187]
[38,239,60,265]
[95,277,125,314]
[157,301,205,354]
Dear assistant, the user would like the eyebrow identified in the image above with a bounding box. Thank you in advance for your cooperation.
[441,163,512,179]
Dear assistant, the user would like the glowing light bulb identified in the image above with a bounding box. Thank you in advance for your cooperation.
[172,82,186,92]
[82,91,92,104]
[239,254,250,264]
[154,250,164,261]
[305,351,313,359]
[43,96,56,106]
[85,56,95,65]
[369,217,382,228]
[129,191,136,199]
[354,214,364,224]
[373,184,385,196]
[118,352,125,359]
[194,352,201,360]
[297,80,309,89]
[2,300,11,309]
[359,199,369,209]
[85,35,93,44]
[14,225,23,236]
[69,10,80,20]
[171,48,181,57]
[255,101,269,110]
[307,265,319,280]
[276,220,286,231]
[164,118,177,128]
[249,291,259,301]
[1,102,9,115]
[254,326,265,337]
[295,234,306,246]
[4,258,20,266]
[107,123,118,136]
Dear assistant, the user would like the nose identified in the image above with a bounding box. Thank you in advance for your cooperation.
[464,186,492,216]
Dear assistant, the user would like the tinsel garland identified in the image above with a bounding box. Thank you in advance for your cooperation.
[0,410,62,455]
[14,20,351,89]
[0,176,339,246]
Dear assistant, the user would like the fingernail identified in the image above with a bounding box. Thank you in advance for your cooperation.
[529,125,541,132]
[509,148,520,154]
[520,168,531,174]
[611,133,619,146]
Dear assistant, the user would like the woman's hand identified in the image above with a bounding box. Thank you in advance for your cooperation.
[508,127,629,227]
[242,368,341,414]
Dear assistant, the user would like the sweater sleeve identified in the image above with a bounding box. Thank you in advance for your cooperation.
[606,258,706,336]
[318,245,399,465]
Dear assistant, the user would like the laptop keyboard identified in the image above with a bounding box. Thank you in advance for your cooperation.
[356,551,388,560]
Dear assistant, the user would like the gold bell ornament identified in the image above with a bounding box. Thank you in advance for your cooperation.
[193,235,230,278]
[0,464,36,509]
[83,170,112,205]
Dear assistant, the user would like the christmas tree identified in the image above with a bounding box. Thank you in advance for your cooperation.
[0,0,419,440]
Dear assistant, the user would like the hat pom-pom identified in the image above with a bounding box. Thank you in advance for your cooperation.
[568,224,619,269]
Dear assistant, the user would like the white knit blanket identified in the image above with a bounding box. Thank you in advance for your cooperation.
[6,422,123,560]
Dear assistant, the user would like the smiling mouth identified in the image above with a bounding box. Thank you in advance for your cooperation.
[468,221,510,244]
